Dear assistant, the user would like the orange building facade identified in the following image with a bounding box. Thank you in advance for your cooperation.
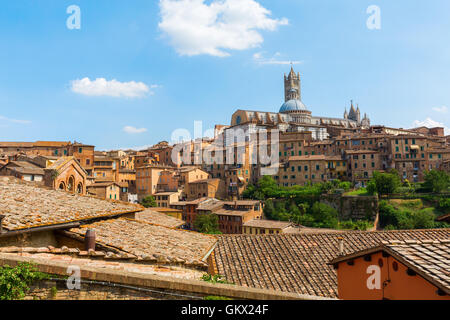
[330,242,450,300]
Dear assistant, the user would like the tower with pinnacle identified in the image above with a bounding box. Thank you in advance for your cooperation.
[284,66,301,102]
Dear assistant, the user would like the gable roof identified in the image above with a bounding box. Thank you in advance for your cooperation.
[213,229,450,298]
[46,156,88,175]
[329,240,450,295]
[0,177,142,232]
[69,218,217,268]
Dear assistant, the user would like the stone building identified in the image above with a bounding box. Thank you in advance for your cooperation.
[229,67,371,142]
[44,156,87,195]
[87,182,121,200]
[185,178,226,200]
[0,161,44,182]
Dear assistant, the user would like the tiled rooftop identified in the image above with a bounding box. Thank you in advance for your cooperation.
[0,177,142,231]
[69,218,217,269]
[135,209,185,228]
[243,219,292,229]
[213,229,450,298]
[0,247,203,280]
[384,240,450,294]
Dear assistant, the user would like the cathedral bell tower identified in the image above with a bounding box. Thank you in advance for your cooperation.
[284,66,301,102]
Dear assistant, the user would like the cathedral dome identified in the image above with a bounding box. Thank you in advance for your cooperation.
[279,99,308,113]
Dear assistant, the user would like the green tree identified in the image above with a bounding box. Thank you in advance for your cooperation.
[141,196,157,208]
[194,214,221,234]
[411,209,436,229]
[310,202,339,229]
[0,263,49,300]
[423,170,450,193]
[369,171,401,197]
[263,199,275,219]
[257,175,279,199]
[242,184,257,199]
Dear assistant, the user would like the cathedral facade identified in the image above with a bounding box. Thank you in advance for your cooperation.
[230,67,370,141]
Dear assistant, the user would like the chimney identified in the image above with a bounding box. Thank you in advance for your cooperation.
[84,229,96,251]
[0,215,5,234]
[338,237,344,255]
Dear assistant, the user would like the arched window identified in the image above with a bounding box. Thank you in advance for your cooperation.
[59,182,66,190]
[76,183,83,194]
[67,176,75,193]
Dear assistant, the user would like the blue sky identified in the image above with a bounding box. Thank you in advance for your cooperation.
[0,0,449,150]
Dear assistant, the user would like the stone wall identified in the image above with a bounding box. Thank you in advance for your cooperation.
[0,231,58,248]
[25,279,203,300]
[320,194,378,221]
[0,253,328,300]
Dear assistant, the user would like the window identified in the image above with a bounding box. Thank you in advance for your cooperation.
[54,150,58,155]
[371,162,375,168]
[298,166,302,172]
[78,147,83,153]
[304,166,308,171]
[316,165,320,171]
[395,146,399,152]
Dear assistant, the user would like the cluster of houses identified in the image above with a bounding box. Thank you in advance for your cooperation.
[0,176,448,300]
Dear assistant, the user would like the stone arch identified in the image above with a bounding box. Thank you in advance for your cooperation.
[67,176,75,193]
[58,181,66,190]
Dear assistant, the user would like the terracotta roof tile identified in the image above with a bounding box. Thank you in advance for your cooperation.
[70,218,217,268]
[213,229,450,298]
[135,209,185,228]
[0,177,141,231]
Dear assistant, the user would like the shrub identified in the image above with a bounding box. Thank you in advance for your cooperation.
[141,196,157,208]
[423,170,450,193]
[194,214,221,234]
[201,274,233,285]
[0,263,49,300]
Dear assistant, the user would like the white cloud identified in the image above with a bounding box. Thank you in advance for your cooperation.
[253,52,303,65]
[432,106,448,113]
[0,115,31,125]
[412,118,450,135]
[123,126,148,134]
[71,78,155,98]
[158,0,288,57]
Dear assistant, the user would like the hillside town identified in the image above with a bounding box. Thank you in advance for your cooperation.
[0,68,449,301]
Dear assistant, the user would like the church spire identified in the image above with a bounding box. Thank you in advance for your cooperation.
[284,66,301,102]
